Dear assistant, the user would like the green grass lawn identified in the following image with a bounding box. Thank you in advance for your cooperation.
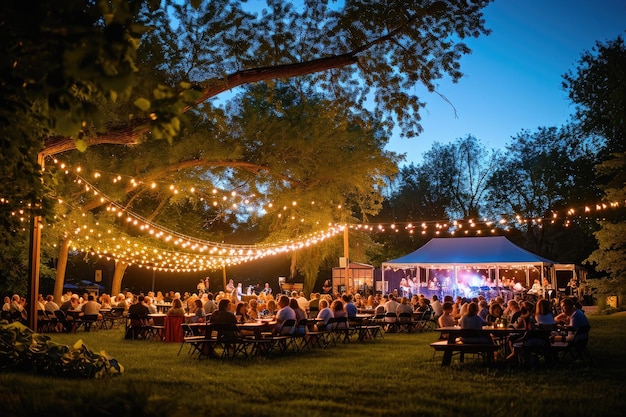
[1,313,625,417]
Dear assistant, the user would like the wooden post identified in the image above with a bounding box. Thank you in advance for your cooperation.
[344,225,350,293]
[28,152,44,331]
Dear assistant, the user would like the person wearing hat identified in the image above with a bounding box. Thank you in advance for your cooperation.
[60,294,80,312]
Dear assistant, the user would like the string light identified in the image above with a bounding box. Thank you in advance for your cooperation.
[2,157,625,270]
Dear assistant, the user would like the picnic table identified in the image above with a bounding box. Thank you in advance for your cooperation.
[431,326,518,366]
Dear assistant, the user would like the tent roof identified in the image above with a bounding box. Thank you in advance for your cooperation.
[332,262,374,270]
[383,236,555,268]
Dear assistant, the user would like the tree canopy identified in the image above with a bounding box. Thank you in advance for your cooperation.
[1,0,494,297]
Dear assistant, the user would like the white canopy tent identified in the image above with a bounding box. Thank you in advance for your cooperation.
[381,236,556,298]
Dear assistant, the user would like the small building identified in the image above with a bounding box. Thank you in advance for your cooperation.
[331,262,375,295]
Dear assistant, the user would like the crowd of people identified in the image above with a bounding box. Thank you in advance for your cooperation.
[2,278,589,352]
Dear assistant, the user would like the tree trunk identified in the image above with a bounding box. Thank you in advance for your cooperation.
[53,237,71,304]
[111,260,129,296]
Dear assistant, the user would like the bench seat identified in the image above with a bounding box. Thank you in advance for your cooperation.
[430,340,500,366]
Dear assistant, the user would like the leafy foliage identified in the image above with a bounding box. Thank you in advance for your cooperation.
[487,126,601,259]
[563,36,626,286]
[563,36,626,156]
[0,321,123,379]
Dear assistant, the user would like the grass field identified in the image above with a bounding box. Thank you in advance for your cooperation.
[1,313,624,417]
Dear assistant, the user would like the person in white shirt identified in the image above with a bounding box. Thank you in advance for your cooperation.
[314,299,334,330]
[44,295,60,313]
[273,295,296,335]
[430,295,443,318]
[384,295,400,314]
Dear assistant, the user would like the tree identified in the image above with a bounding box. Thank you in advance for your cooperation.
[586,153,626,293]
[419,134,497,220]
[562,36,626,156]
[563,36,626,292]
[0,0,143,247]
[369,162,450,263]
[1,0,492,226]
[45,82,398,295]
[486,126,600,259]
[2,0,494,301]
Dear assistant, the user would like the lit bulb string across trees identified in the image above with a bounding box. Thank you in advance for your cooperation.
[51,158,263,214]
[54,197,344,272]
[5,160,625,271]
[64,173,625,273]
[49,158,626,236]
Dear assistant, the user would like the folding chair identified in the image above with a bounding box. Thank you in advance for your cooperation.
[552,325,592,365]
[178,323,210,357]
[414,310,437,332]
[397,312,414,333]
[384,312,399,333]
[54,310,75,333]
[125,313,150,340]
[79,314,101,332]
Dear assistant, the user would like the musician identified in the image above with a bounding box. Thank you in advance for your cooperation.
[261,282,272,296]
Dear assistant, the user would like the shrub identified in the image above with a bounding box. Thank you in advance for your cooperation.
[0,321,123,378]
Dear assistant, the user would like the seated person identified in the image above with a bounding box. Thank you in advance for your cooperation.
[459,302,485,330]
[528,279,541,295]
[273,295,296,335]
[128,295,149,320]
[534,299,556,328]
[166,298,185,317]
[458,302,489,344]
[210,299,237,324]
[315,299,334,330]
[438,302,457,328]
[552,297,589,343]
[192,299,207,323]
[485,302,504,326]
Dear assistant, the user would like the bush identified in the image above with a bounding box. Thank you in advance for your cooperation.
[0,321,123,378]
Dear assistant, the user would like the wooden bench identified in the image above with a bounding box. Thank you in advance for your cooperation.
[430,340,500,366]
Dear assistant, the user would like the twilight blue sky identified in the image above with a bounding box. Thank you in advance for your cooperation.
[387,0,626,164]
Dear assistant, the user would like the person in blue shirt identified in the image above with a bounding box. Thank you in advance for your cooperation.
[343,294,357,319]
[553,297,589,343]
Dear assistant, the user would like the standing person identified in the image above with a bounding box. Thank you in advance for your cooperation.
[261,282,272,296]
[225,279,235,294]
[236,283,243,301]
[196,278,206,293]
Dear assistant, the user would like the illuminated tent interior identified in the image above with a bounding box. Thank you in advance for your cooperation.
[380,236,561,298]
